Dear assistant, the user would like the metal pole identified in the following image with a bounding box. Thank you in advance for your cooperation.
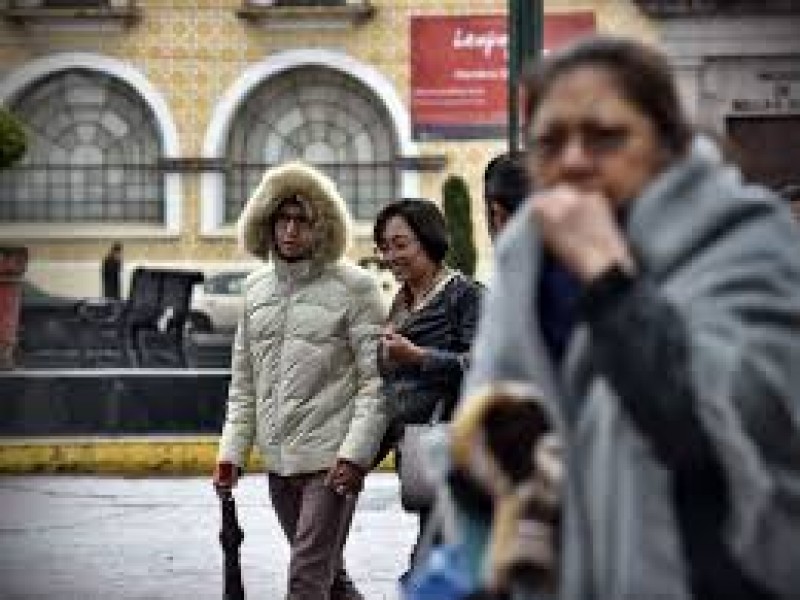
[508,0,543,152]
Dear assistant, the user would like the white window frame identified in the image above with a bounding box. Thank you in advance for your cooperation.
[0,52,182,239]
[201,48,419,238]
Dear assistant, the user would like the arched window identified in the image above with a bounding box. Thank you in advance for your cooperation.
[0,69,164,223]
[224,66,399,222]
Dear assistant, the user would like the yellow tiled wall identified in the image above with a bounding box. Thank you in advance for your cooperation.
[0,0,654,292]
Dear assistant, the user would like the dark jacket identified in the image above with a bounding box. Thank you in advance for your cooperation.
[380,272,483,426]
[102,254,121,300]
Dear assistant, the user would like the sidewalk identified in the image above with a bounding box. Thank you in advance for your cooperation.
[0,473,415,600]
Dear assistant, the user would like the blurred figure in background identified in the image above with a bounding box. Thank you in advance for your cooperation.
[101,242,123,300]
[780,182,800,222]
[457,35,800,599]
[372,199,483,580]
[484,151,532,241]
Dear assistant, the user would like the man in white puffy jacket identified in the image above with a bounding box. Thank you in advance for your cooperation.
[213,161,388,600]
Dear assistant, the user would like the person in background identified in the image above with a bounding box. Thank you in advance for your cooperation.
[459,35,800,599]
[213,161,388,600]
[780,182,800,222]
[101,242,123,300]
[484,151,532,241]
[372,199,484,579]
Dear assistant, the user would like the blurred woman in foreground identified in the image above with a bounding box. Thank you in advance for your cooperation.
[458,36,800,599]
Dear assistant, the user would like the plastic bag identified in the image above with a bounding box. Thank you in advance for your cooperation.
[401,543,479,600]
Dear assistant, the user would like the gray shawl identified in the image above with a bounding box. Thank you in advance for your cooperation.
[464,139,800,599]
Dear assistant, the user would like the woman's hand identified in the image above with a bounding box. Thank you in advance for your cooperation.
[381,325,427,366]
[325,459,366,496]
[531,185,635,282]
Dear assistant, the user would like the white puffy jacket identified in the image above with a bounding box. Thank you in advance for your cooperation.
[217,162,387,474]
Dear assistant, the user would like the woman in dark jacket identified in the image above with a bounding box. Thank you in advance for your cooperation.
[373,199,483,573]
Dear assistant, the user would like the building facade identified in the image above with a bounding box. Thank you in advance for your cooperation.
[7,2,797,296]
[634,1,800,195]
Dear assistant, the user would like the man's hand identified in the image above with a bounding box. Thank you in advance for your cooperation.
[531,186,635,282]
[381,325,426,366]
[213,461,240,497]
[325,459,366,496]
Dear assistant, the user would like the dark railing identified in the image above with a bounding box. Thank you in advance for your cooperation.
[272,0,347,5]
[633,0,800,16]
[1,0,140,23]
[0,163,164,223]
[236,0,375,25]
[5,0,134,7]
[224,160,399,223]
[0,156,446,224]
[42,0,105,7]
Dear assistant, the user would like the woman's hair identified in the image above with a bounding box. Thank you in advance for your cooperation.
[522,35,693,156]
[373,199,449,264]
[484,151,532,213]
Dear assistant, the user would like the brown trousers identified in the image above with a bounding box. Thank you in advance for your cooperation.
[268,471,357,600]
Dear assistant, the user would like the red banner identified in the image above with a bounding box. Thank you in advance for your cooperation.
[410,13,596,140]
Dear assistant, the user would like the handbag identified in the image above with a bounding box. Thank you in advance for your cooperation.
[398,403,449,512]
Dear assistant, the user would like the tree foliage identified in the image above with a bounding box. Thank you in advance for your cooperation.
[442,174,477,277]
[0,107,27,170]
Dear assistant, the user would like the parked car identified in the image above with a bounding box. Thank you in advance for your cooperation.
[187,262,395,334]
[20,280,80,308]
[188,270,249,333]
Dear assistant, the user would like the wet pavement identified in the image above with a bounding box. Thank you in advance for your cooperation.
[0,473,416,600]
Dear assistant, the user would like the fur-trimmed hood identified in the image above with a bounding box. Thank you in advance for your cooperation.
[237,161,352,263]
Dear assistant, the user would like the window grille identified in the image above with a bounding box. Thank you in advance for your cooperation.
[0,69,164,224]
[224,67,399,223]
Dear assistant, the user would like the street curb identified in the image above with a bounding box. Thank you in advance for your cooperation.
[0,436,396,475]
